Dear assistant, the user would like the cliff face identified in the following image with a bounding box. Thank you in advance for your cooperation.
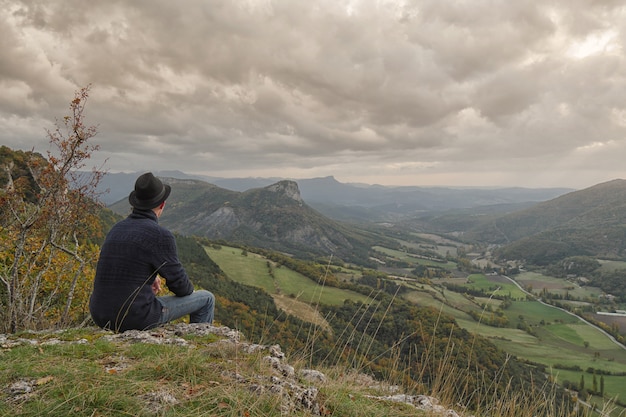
[265,180,303,204]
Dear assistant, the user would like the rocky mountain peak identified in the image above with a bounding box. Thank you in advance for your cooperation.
[265,180,302,203]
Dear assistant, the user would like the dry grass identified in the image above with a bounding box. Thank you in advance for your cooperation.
[2,323,621,417]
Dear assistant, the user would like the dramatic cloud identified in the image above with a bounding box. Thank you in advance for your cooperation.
[1,0,626,188]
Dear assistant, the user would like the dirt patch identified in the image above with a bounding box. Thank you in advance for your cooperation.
[516,279,563,290]
[272,295,331,332]
[485,275,513,284]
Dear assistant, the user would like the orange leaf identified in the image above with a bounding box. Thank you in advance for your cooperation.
[36,376,54,385]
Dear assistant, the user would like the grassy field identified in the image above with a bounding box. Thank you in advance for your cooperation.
[598,259,626,272]
[515,271,603,299]
[391,236,459,258]
[465,273,528,300]
[372,246,457,270]
[556,368,625,397]
[332,265,364,283]
[505,299,578,325]
[205,246,371,308]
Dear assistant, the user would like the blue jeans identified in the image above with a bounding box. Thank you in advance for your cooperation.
[157,290,215,324]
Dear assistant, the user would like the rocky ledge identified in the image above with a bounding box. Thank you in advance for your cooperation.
[2,323,463,416]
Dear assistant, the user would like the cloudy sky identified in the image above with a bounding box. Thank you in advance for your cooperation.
[2,1,626,189]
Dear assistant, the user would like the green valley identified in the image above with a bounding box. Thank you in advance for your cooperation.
[201,239,626,413]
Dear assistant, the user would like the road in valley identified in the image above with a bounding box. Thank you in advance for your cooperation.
[499,274,626,352]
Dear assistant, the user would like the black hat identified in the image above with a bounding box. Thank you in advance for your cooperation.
[128,172,171,210]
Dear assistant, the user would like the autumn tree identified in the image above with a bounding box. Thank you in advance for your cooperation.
[0,85,105,333]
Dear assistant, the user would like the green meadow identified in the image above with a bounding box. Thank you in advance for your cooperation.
[204,245,370,306]
[551,368,626,417]
[392,236,459,258]
[372,246,457,270]
[505,300,578,326]
[464,273,528,299]
[598,259,626,272]
[515,271,603,299]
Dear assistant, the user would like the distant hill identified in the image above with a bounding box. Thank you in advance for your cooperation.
[108,178,385,265]
[298,176,571,216]
[455,179,626,263]
[95,171,572,222]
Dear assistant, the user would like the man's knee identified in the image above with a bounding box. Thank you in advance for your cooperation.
[197,290,215,306]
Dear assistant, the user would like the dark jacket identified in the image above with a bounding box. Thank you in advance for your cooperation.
[89,209,194,332]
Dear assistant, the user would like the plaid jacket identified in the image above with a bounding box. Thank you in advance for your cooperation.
[89,208,194,332]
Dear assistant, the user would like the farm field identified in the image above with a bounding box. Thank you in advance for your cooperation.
[455,317,539,344]
[598,259,626,272]
[405,289,626,370]
[515,271,603,299]
[459,315,626,404]
[592,313,626,336]
[400,280,625,357]
[464,273,528,300]
[393,236,459,258]
[204,245,371,307]
[401,288,474,322]
[552,369,626,417]
[332,265,364,283]
[272,294,331,331]
[372,245,457,270]
[505,299,578,327]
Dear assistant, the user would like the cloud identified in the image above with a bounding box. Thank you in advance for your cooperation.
[1,0,626,189]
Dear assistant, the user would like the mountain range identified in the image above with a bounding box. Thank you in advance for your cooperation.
[105,171,626,265]
[410,179,626,263]
[96,172,626,263]
[97,170,572,221]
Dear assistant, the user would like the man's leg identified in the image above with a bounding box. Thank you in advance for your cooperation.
[157,290,215,325]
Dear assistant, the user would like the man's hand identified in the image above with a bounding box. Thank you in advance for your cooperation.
[151,276,162,295]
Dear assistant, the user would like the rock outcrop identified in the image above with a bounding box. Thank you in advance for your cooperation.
[1,324,465,416]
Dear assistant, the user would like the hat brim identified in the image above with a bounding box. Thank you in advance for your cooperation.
[129,184,171,210]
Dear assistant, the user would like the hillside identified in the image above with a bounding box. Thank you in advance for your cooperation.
[298,176,572,221]
[465,179,626,240]
[413,179,626,263]
[109,178,385,265]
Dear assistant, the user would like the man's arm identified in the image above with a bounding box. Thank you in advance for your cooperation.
[157,231,194,296]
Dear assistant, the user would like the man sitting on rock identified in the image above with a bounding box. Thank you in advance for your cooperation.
[90,172,215,332]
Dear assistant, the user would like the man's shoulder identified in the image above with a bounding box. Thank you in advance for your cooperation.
[156,224,176,240]
[107,216,164,238]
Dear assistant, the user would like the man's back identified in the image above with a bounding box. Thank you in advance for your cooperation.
[89,172,211,332]
[89,209,193,331]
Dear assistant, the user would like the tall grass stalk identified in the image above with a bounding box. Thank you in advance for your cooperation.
[282,274,598,417]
